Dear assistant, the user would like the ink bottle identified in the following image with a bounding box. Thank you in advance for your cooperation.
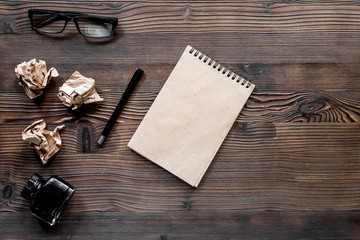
[21,173,76,226]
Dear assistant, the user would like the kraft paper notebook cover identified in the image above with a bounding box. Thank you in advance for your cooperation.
[128,45,255,187]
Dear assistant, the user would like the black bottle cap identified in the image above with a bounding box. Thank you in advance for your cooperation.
[21,173,45,201]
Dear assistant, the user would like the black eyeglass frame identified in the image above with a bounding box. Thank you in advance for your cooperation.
[28,9,118,38]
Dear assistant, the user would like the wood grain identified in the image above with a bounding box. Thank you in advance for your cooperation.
[2,32,360,64]
[2,1,360,64]
[3,1,360,34]
[2,63,360,91]
[1,0,360,239]
[2,211,360,240]
[1,119,360,212]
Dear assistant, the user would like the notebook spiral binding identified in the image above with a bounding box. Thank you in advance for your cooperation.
[188,47,252,88]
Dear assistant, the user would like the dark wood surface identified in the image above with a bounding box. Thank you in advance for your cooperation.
[1,1,360,239]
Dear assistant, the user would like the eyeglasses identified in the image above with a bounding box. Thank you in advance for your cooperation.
[28,9,118,38]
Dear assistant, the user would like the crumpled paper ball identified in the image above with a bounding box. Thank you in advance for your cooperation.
[58,71,103,110]
[15,59,59,99]
[22,119,65,164]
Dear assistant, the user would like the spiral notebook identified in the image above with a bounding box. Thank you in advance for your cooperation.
[128,45,255,187]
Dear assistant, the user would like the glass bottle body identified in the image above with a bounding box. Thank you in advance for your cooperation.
[21,174,76,226]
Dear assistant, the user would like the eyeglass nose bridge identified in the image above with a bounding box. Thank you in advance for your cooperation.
[62,17,82,33]
[62,15,76,23]
[67,16,77,22]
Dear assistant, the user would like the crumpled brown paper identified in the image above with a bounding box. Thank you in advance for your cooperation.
[58,71,103,110]
[22,119,65,164]
[15,59,59,99]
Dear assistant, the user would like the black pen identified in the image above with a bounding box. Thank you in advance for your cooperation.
[97,68,144,146]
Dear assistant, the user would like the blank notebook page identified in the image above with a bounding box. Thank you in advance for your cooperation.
[128,45,255,187]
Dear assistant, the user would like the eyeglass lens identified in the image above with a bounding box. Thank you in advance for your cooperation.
[77,19,113,38]
[32,13,66,33]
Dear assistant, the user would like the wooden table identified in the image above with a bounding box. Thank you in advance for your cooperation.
[1,1,360,239]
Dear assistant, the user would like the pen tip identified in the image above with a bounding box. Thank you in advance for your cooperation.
[97,135,106,146]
